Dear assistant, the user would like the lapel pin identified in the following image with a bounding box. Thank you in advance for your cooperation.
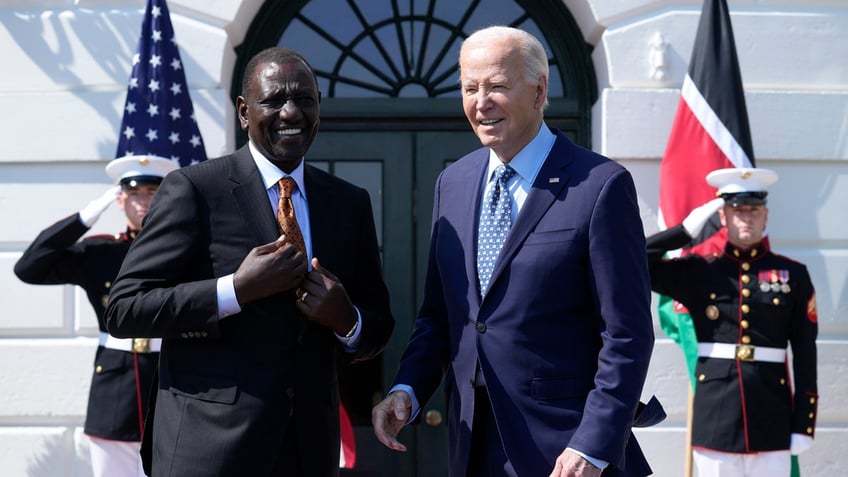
[548,177,560,184]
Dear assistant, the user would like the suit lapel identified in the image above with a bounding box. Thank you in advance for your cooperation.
[487,134,574,292]
[229,146,280,245]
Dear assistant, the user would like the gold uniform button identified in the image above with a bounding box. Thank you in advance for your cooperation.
[741,304,750,314]
[741,263,750,271]
[780,378,786,385]
[742,288,751,297]
[809,412,815,419]
[751,249,758,258]
[698,374,706,382]
[741,320,750,329]
[95,365,103,374]
[741,274,751,284]
[741,335,751,344]
[105,281,112,289]
[773,297,781,305]
[810,397,816,404]
[807,427,813,434]
[710,293,717,300]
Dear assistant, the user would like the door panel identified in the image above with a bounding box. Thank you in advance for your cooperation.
[307,130,482,477]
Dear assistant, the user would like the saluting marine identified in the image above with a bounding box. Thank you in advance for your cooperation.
[14,155,177,477]
[646,168,818,477]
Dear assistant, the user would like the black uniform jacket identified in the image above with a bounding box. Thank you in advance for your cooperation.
[647,225,818,453]
[14,214,157,441]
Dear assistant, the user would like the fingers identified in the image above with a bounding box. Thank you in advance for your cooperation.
[311,257,339,283]
[371,394,409,452]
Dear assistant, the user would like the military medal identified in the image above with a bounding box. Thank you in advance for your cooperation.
[779,270,791,293]
[706,305,719,320]
[759,271,772,292]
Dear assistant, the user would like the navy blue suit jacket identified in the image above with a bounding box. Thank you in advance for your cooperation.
[394,129,655,476]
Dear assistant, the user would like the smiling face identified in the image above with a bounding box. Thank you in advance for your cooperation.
[460,35,547,163]
[720,204,769,249]
[237,59,320,173]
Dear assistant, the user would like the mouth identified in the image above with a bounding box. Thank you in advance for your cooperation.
[479,119,502,126]
[276,127,302,137]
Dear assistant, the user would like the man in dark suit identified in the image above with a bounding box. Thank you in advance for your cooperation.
[372,26,658,477]
[14,154,176,477]
[105,47,394,477]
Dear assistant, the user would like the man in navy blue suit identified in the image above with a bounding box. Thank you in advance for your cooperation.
[373,26,660,476]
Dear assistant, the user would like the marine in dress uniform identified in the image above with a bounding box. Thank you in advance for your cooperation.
[14,155,178,477]
[646,168,818,477]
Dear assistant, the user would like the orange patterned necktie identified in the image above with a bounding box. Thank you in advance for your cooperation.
[277,177,307,256]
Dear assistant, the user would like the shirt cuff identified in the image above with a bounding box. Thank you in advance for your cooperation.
[216,274,241,319]
[387,384,420,424]
[335,307,363,350]
[566,448,608,470]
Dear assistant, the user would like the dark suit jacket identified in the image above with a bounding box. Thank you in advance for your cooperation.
[105,146,394,477]
[394,129,655,476]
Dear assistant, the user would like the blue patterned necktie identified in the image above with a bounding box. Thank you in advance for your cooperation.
[477,164,516,296]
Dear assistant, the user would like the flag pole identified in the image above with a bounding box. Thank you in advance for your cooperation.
[685,385,693,477]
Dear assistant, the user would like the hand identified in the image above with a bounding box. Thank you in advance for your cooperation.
[790,433,813,455]
[548,449,602,477]
[79,185,121,227]
[372,391,411,452]
[295,258,357,335]
[682,197,724,238]
[232,235,308,305]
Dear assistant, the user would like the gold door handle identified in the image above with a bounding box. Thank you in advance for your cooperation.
[425,409,443,427]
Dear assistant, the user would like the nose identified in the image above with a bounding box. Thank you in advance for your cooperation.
[279,98,300,118]
[474,89,493,110]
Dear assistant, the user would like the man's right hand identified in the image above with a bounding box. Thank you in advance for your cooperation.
[232,235,308,305]
[79,185,121,227]
[372,391,412,452]
[682,197,724,238]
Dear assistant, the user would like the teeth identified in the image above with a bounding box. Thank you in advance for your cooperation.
[481,119,499,125]
[277,128,301,136]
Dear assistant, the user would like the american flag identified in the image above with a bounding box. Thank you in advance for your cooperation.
[116,0,206,166]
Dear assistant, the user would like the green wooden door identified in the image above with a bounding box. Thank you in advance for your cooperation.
[307,130,481,477]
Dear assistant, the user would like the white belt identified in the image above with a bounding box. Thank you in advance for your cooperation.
[698,342,786,363]
[99,332,161,353]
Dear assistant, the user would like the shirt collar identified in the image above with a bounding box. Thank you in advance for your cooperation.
[485,123,555,185]
[248,141,307,199]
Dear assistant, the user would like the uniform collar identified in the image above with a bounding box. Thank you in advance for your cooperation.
[725,241,768,261]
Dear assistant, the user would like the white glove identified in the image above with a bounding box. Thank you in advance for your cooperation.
[682,197,724,238]
[79,185,121,227]
[790,433,813,455]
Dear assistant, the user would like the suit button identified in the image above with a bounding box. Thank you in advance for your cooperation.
[741,335,751,344]
[741,304,750,314]
[95,365,103,374]
[741,263,750,271]
[475,322,487,333]
[698,374,705,382]
[742,288,751,297]
[809,412,815,419]
[807,427,813,434]
[741,274,751,284]
[773,297,781,305]
[741,320,749,329]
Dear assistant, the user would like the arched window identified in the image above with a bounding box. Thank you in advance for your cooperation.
[234,0,597,145]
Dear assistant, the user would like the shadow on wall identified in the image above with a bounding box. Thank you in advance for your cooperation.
[26,432,91,477]
[0,7,217,159]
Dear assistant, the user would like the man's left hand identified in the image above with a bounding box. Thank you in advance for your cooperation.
[548,449,602,477]
[295,257,357,334]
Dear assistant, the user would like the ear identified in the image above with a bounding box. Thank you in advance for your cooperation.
[718,206,727,227]
[236,96,249,130]
[534,75,548,109]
